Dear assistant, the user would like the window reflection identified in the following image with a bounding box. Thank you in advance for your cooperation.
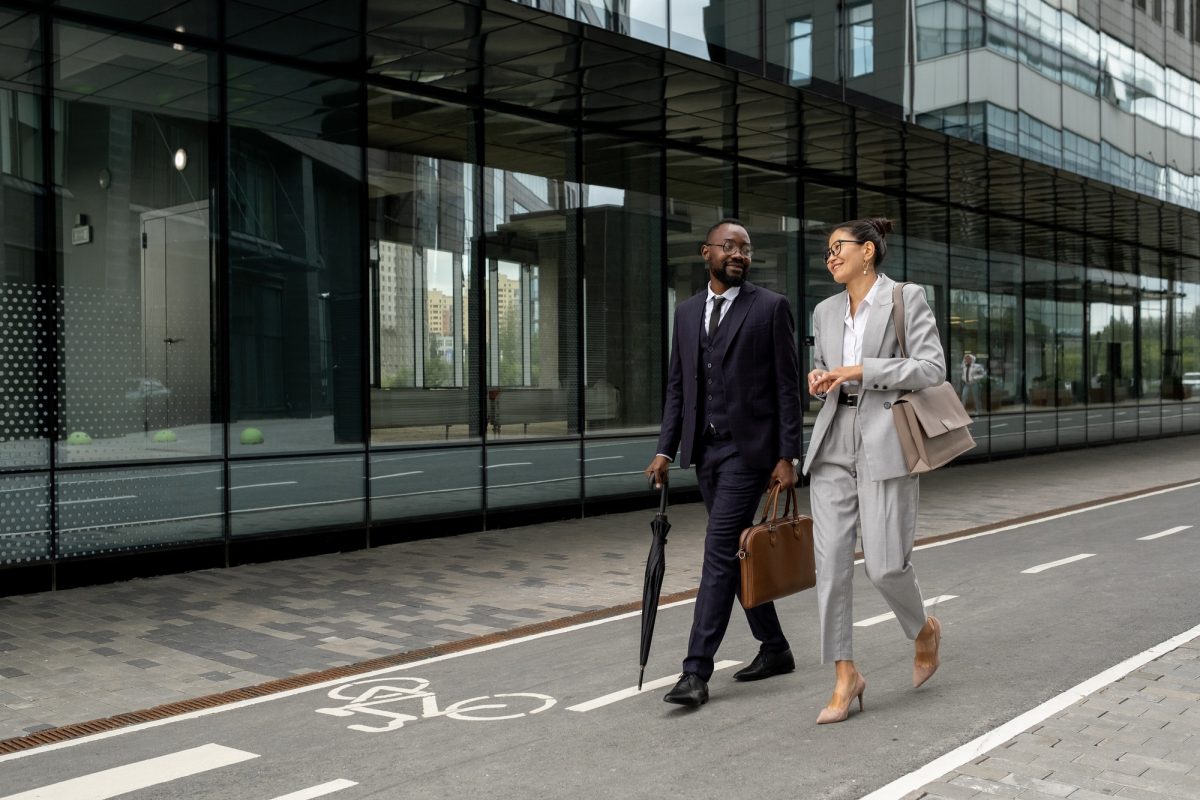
[848,2,874,77]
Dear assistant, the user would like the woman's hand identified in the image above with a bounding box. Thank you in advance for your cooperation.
[811,365,864,395]
[807,369,829,397]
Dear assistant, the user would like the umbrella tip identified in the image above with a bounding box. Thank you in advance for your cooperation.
[637,666,645,691]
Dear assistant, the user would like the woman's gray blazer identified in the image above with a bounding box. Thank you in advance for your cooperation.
[801,274,946,482]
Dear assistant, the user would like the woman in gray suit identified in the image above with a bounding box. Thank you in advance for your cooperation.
[801,218,944,724]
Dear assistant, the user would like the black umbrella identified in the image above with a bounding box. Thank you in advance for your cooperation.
[638,477,670,690]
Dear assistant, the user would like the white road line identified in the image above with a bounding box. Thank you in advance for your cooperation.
[860,621,1200,800]
[223,482,298,491]
[1138,524,1192,541]
[566,660,742,713]
[4,482,1197,762]
[38,495,137,508]
[0,743,257,800]
[370,471,424,481]
[1021,553,1095,574]
[485,462,533,469]
[265,779,358,800]
[581,456,623,462]
[854,595,958,627]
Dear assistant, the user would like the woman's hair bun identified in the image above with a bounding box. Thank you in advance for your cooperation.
[869,217,894,237]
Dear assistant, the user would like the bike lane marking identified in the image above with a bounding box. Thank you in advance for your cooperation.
[1020,553,1095,574]
[0,743,257,800]
[564,660,742,713]
[266,779,358,800]
[1137,524,1191,540]
[854,595,958,627]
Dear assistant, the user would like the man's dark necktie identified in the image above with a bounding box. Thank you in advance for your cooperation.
[708,296,725,339]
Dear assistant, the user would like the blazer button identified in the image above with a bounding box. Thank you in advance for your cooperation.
[873,384,879,389]
[890,352,895,357]
[882,385,888,390]
[883,401,891,409]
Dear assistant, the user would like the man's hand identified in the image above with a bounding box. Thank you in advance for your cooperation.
[770,458,796,490]
[645,455,671,489]
[810,364,864,396]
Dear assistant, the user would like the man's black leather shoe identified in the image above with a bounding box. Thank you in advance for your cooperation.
[733,647,795,681]
[663,672,709,707]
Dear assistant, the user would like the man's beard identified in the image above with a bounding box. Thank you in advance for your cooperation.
[712,261,747,286]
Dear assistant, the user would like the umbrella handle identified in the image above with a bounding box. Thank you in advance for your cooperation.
[648,474,669,514]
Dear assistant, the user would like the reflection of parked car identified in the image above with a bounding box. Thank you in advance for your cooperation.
[124,378,171,402]
[1184,372,1200,398]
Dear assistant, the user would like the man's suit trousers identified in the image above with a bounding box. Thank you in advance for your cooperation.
[808,404,927,663]
[683,437,789,680]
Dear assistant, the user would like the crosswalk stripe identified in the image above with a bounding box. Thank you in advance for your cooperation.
[266,779,359,800]
[0,743,257,800]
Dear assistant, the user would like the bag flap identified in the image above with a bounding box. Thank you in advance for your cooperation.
[899,382,972,436]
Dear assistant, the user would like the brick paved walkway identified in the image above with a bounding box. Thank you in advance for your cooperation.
[910,633,1200,800]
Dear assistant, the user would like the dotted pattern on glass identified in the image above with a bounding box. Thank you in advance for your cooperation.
[1,284,51,470]
[0,473,51,565]
[55,465,224,558]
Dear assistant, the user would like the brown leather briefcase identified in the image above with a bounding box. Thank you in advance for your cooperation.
[737,483,816,609]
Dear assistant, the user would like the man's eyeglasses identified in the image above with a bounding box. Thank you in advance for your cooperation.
[824,239,866,261]
[703,239,754,258]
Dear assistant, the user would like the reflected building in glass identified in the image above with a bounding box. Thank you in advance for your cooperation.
[0,0,1197,593]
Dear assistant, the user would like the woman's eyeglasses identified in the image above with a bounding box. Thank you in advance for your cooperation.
[825,239,866,261]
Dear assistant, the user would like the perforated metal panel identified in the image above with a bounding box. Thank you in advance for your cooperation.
[0,283,51,470]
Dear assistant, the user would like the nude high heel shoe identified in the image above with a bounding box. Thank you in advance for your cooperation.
[913,616,942,689]
[816,672,866,724]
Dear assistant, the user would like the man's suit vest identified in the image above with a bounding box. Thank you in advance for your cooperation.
[695,310,733,439]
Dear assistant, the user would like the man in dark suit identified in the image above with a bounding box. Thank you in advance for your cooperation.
[645,218,803,707]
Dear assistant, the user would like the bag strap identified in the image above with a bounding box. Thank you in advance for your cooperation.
[756,481,799,524]
[891,281,909,359]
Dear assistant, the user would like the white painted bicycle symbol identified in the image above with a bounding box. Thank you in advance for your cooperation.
[315,676,556,733]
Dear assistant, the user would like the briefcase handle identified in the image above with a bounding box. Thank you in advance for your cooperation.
[756,481,799,526]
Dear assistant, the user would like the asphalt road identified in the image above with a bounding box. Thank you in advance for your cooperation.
[1,482,1196,800]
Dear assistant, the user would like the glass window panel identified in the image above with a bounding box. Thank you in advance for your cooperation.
[483,112,577,441]
[949,209,989,443]
[989,217,1024,451]
[56,464,223,557]
[55,24,220,466]
[669,0,761,67]
[0,473,51,566]
[1139,252,1165,438]
[56,0,217,38]
[1024,241,1058,449]
[485,441,579,510]
[581,135,663,435]
[1057,232,1087,445]
[367,90,479,447]
[1180,260,1200,433]
[228,59,363,455]
[848,2,875,77]
[227,0,361,63]
[229,455,364,536]
[370,447,482,521]
[666,151,732,320]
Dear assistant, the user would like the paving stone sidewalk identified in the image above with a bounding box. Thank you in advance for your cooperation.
[909,633,1200,800]
[0,437,1197,744]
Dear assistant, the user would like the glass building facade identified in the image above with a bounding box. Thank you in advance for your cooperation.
[0,0,1197,593]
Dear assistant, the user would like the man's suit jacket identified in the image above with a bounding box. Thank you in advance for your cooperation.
[801,274,946,482]
[656,281,802,471]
